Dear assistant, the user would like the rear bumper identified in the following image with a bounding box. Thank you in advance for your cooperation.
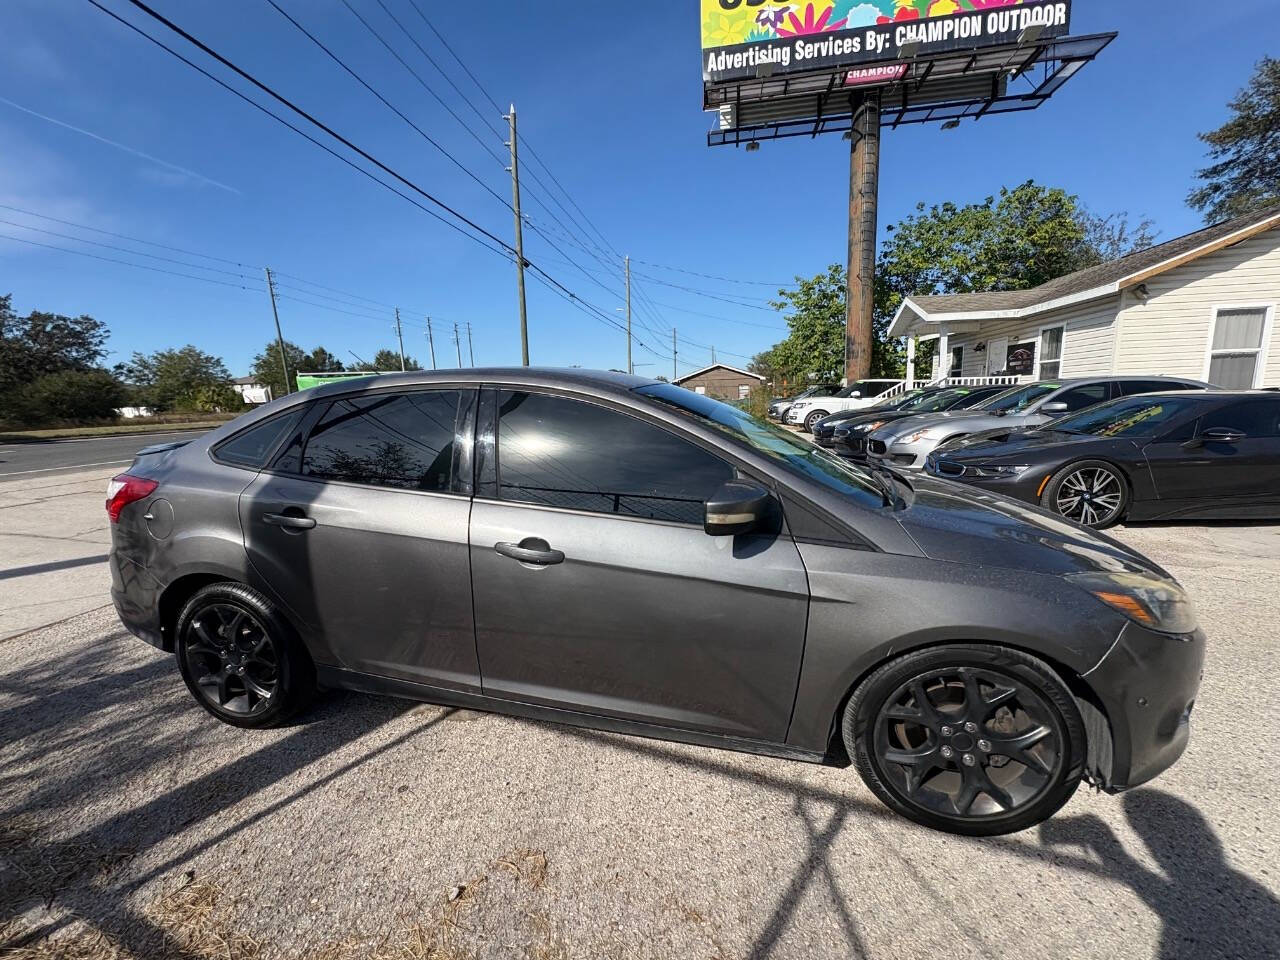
[1084,621,1205,791]
[110,550,166,649]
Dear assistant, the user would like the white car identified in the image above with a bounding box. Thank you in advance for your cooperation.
[785,380,903,432]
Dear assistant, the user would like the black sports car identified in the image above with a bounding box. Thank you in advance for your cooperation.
[925,391,1280,528]
[810,387,945,446]
[826,384,1011,456]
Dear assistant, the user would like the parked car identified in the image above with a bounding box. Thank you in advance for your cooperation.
[865,377,1210,470]
[826,385,1011,456]
[811,387,947,447]
[109,369,1203,836]
[768,384,840,422]
[925,391,1280,528]
[786,379,904,432]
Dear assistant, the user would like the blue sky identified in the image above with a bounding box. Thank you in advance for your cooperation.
[0,0,1276,378]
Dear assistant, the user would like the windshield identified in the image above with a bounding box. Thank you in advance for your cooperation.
[910,389,977,414]
[637,383,887,508]
[978,382,1061,414]
[890,389,933,410]
[1051,395,1201,438]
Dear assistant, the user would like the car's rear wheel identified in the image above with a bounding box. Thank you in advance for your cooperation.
[1041,459,1129,529]
[843,644,1085,836]
[803,410,829,432]
[175,582,315,729]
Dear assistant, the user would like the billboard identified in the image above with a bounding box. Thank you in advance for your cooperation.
[702,0,1072,84]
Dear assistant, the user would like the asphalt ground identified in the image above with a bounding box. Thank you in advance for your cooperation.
[0,430,209,479]
[1,472,1278,958]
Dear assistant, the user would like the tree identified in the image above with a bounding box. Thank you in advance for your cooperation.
[303,346,345,374]
[1189,57,1280,223]
[0,296,110,397]
[119,346,236,412]
[250,339,307,398]
[756,182,1157,386]
[370,348,420,372]
[20,369,129,422]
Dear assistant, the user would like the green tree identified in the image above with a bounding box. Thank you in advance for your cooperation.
[0,296,110,397]
[20,369,130,423]
[370,348,420,372]
[1189,57,1280,223]
[119,346,235,412]
[302,346,345,374]
[250,339,308,398]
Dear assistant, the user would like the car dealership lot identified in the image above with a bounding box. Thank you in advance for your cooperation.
[1,471,1278,959]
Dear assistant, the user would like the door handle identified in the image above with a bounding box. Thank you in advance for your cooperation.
[494,539,564,566]
[262,512,316,530]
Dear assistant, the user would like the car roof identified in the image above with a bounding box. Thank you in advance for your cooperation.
[303,367,658,401]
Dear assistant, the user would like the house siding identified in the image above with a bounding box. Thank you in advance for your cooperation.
[1113,230,1280,386]
[946,295,1119,382]
[674,366,763,400]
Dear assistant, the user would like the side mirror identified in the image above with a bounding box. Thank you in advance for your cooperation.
[1040,401,1070,415]
[850,391,862,399]
[704,480,771,537]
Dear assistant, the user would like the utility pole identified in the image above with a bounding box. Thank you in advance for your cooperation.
[846,92,881,384]
[672,328,678,381]
[624,255,632,375]
[453,321,462,367]
[394,308,406,372]
[426,317,437,369]
[466,322,475,366]
[263,267,291,396]
[505,104,530,366]
[711,345,717,365]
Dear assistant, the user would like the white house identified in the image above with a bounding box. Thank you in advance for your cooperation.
[889,206,1280,390]
[232,376,272,405]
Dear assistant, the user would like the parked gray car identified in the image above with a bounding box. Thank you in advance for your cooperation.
[109,369,1203,836]
[865,376,1211,470]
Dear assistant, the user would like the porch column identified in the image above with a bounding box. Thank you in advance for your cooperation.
[905,335,917,387]
[937,331,949,383]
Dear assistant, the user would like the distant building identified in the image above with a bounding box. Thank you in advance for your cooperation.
[890,206,1280,389]
[674,364,765,401]
[232,376,271,405]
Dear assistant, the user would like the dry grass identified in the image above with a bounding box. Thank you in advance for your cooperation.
[492,851,547,891]
[0,818,134,911]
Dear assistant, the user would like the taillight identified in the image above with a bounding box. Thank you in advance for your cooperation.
[106,474,159,523]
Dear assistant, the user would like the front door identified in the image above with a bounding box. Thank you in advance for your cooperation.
[468,389,810,743]
[986,338,1009,377]
[240,388,481,692]
[1145,397,1280,504]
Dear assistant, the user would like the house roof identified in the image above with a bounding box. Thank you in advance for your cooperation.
[889,205,1280,337]
[232,376,261,385]
[674,363,765,384]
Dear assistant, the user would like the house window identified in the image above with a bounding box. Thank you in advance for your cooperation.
[694,385,707,395]
[1207,307,1270,389]
[1038,326,1064,380]
[949,346,963,378]
[738,384,751,400]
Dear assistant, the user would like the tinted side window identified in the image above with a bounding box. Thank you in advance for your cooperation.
[214,409,304,468]
[301,390,461,490]
[1054,383,1111,412]
[494,391,734,524]
[1201,399,1280,438]
[1119,380,1192,396]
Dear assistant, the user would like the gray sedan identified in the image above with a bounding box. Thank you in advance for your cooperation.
[865,376,1210,470]
[108,369,1203,837]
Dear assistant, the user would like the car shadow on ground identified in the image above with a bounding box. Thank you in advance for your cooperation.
[544,722,1280,960]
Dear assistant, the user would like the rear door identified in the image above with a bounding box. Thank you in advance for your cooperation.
[468,388,810,742]
[240,387,482,692]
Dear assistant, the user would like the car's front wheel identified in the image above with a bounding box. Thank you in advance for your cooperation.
[843,644,1085,836]
[175,582,315,728]
[803,410,829,432]
[1041,459,1129,529]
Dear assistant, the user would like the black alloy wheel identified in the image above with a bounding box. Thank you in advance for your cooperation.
[845,645,1085,835]
[175,582,315,728]
[1041,459,1129,529]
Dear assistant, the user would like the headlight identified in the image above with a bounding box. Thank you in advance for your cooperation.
[1067,571,1199,636]
[856,421,886,433]
[968,464,1030,479]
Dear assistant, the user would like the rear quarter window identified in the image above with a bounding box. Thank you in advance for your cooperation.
[212,409,304,469]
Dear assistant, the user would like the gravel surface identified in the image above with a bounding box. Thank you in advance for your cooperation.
[1,523,1278,959]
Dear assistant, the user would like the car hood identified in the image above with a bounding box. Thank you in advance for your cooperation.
[874,410,1028,442]
[894,473,1170,579]
[936,428,1127,461]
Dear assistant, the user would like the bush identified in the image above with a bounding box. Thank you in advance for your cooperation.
[20,369,129,424]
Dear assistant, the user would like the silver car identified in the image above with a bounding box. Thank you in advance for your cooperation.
[865,377,1210,470]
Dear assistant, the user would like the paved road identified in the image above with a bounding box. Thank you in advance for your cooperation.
[0,483,1277,957]
[0,429,208,478]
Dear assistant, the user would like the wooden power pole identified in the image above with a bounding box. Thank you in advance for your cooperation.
[394,308,406,371]
[263,267,291,396]
[846,92,881,384]
[505,104,530,366]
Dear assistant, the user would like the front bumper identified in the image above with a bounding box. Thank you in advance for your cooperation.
[110,550,166,649]
[1083,621,1205,791]
[866,440,931,470]
[923,455,1049,505]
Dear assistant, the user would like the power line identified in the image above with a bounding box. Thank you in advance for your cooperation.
[630,258,793,288]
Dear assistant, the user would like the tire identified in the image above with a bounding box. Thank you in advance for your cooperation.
[842,644,1085,836]
[175,582,316,729]
[803,410,829,432]
[1040,459,1129,529]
